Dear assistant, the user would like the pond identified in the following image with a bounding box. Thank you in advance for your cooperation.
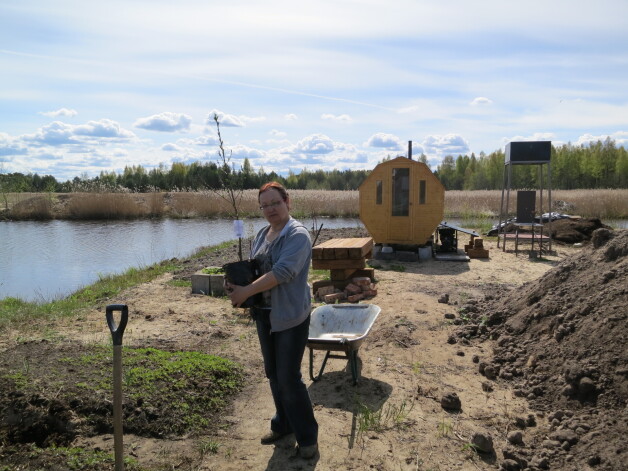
[0,218,362,303]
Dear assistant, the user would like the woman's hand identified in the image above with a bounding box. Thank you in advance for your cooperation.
[226,282,252,308]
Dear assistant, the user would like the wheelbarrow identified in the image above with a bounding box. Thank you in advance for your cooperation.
[307,304,381,385]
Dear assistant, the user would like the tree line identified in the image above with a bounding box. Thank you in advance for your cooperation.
[435,138,627,190]
[1,139,626,194]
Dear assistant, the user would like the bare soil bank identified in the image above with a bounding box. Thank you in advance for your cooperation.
[1,227,626,471]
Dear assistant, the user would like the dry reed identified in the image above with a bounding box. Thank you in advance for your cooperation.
[66,193,146,219]
[444,189,628,219]
[6,195,53,220]
[3,189,626,220]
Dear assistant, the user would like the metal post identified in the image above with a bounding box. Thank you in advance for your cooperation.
[497,162,507,248]
[548,161,553,252]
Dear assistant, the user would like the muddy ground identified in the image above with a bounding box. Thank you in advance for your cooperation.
[1,226,626,471]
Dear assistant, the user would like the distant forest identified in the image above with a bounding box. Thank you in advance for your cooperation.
[1,138,627,193]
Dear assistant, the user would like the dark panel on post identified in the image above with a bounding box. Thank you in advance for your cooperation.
[505,141,551,164]
[516,190,536,223]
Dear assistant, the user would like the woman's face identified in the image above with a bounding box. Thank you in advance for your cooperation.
[259,188,290,225]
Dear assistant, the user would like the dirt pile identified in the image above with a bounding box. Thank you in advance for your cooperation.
[547,218,612,244]
[454,229,627,470]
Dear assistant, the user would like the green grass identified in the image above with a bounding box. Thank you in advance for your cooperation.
[0,444,143,471]
[64,346,244,435]
[201,266,225,274]
[355,397,414,435]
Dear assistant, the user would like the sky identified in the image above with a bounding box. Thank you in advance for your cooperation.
[1,0,627,182]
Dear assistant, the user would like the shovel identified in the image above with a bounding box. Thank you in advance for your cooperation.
[106,304,129,471]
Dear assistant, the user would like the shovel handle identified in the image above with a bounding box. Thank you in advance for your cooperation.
[106,304,128,346]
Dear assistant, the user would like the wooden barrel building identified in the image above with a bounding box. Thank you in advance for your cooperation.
[359,156,444,245]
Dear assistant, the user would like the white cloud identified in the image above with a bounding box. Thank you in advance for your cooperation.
[22,119,135,146]
[575,132,628,147]
[191,135,219,146]
[470,97,493,106]
[207,109,244,127]
[75,119,136,139]
[293,134,335,154]
[239,115,266,125]
[285,114,299,121]
[422,134,470,157]
[134,112,192,132]
[365,133,403,150]
[230,144,267,161]
[504,133,555,145]
[270,129,287,138]
[162,143,183,152]
[23,121,75,145]
[321,113,352,123]
[39,108,78,118]
[0,132,28,156]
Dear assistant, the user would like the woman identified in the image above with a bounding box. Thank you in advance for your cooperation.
[226,181,319,459]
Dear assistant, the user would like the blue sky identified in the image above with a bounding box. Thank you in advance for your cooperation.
[1,0,627,182]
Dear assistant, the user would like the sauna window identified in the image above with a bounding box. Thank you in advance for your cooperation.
[376,180,382,204]
[392,168,409,216]
[419,180,426,205]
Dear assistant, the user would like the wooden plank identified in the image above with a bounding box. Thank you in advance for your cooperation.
[322,247,338,260]
[312,237,374,260]
[311,239,342,259]
[347,238,373,259]
[312,258,366,270]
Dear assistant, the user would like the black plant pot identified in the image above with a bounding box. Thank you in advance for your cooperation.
[222,259,263,308]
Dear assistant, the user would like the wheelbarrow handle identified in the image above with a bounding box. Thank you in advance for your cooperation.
[106,304,128,346]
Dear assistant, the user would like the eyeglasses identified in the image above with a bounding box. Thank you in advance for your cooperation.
[259,201,283,211]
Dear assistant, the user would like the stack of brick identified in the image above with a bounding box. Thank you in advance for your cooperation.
[314,276,378,303]
[311,237,378,303]
[466,237,489,259]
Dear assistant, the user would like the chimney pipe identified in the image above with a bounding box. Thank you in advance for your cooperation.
[408,140,412,160]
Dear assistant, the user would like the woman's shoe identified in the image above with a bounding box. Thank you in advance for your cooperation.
[260,430,290,444]
[298,443,318,459]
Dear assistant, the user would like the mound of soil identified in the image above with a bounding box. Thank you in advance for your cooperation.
[456,229,627,470]
[547,218,612,244]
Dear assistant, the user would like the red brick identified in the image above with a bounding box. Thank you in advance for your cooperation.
[344,283,362,295]
[324,292,347,303]
[347,293,364,303]
[316,285,336,298]
[352,276,371,287]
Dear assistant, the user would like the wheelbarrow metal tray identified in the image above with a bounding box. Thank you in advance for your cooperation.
[308,304,381,352]
[307,304,381,384]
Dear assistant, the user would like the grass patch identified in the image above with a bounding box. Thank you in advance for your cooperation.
[355,397,414,436]
[201,266,225,274]
[1,343,244,443]
[0,444,143,471]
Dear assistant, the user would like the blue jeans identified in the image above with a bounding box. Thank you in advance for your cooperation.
[255,310,318,447]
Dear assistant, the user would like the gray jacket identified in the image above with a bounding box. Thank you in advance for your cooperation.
[252,217,312,332]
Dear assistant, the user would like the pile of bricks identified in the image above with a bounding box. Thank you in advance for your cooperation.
[314,276,378,303]
[465,236,489,259]
[311,237,378,303]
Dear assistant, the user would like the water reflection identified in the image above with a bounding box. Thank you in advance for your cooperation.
[0,218,362,302]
